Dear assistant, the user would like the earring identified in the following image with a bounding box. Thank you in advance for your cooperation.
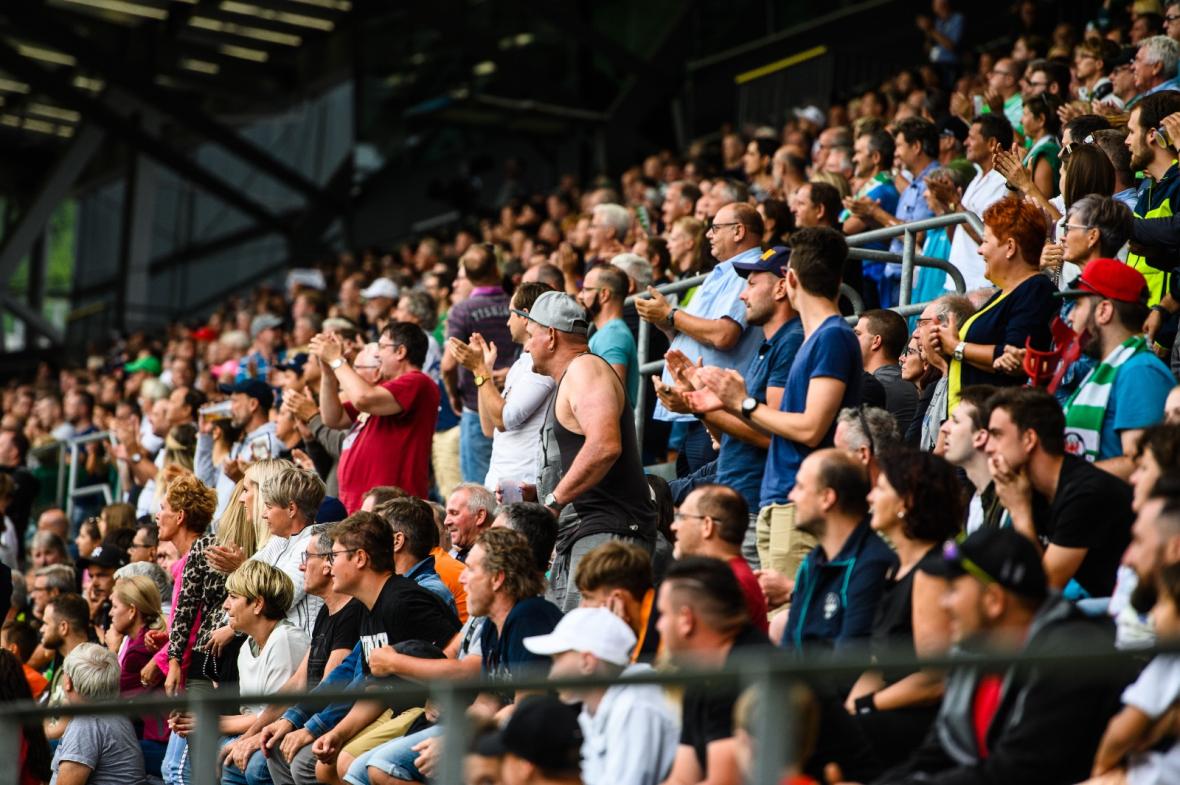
[898,509,906,519]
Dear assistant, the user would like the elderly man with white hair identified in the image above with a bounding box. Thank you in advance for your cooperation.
[1132,35,1180,101]
[588,203,631,263]
[51,642,147,785]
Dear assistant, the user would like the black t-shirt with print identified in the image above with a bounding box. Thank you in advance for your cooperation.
[358,574,461,675]
[307,598,363,685]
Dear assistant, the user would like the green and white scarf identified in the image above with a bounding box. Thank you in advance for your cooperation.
[1062,335,1149,462]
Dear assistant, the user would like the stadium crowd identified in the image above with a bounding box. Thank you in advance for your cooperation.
[14,1,1180,784]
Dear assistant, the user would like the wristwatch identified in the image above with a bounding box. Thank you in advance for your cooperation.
[741,397,760,419]
[474,374,488,388]
[666,307,679,327]
[130,452,142,464]
[543,492,564,513]
[329,358,345,370]
[953,341,966,363]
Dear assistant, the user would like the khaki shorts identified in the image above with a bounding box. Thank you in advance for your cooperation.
[342,707,426,758]
[756,502,816,607]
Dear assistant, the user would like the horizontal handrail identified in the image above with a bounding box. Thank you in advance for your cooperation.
[844,211,984,246]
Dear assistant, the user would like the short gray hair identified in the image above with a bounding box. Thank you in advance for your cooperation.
[593,203,632,241]
[261,466,326,523]
[115,562,173,604]
[711,179,748,206]
[837,407,901,454]
[399,290,438,331]
[63,642,121,700]
[934,294,975,327]
[1140,35,1180,77]
[611,253,653,291]
[35,564,76,593]
[454,482,498,517]
[309,523,333,554]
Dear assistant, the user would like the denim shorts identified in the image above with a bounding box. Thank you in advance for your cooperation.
[344,725,443,785]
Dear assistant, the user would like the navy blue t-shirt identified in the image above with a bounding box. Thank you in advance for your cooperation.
[716,318,804,512]
[480,596,564,681]
[761,315,863,506]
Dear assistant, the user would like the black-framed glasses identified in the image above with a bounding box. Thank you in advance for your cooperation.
[129,541,153,550]
[326,548,359,564]
[1062,222,1093,233]
[857,404,876,456]
[705,221,741,235]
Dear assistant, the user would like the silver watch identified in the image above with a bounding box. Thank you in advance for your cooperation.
[953,341,966,363]
[329,358,345,370]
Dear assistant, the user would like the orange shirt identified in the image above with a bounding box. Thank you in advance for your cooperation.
[431,547,468,623]
[22,663,46,700]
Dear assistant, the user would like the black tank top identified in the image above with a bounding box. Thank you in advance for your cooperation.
[538,353,656,553]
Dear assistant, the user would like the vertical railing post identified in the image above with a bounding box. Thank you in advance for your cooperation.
[635,312,650,449]
[751,663,792,785]
[434,682,469,785]
[55,440,66,510]
[0,710,22,785]
[65,439,79,521]
[190,697,222,785]
[899,228,915,308]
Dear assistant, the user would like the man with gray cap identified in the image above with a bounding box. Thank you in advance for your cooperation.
[519,291,656,611]
[237,312,285,383]
[524,607,679,785]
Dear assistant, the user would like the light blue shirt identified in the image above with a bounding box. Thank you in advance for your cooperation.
[589,317,639,407]
[887,161,938,277]
[1097,351,1173,460]
[654,248,764,422]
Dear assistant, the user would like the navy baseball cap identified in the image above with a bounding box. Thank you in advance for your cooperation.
[217,378,274,410]
[732,245,790,278]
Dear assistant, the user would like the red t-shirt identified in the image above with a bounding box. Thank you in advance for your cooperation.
[338,371,440,510]
[729,556,769,632]
[971,674,1004,758]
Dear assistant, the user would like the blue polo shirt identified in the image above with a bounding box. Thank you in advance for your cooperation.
[761,315,863,508]
[888,161,938,263]
[781,518,897,651]
[588,317,639,407]
[715,318,804,512]
[655,248,765,422]
[1095,352,1173,460]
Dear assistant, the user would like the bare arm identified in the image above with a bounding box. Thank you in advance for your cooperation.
[662,745,704,785]
[366,647,482,680]
[1095,429,1143,481]
[334,365,403,416]
[551,359,624,505]
[1093,705,1152,776]
[748,376,846,446]
[318,366,351,430]
[1042,544,1087,592]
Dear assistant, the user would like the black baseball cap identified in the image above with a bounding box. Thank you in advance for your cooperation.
[481,695,583,772]
[217,378,274,410]
[924,527,1048,600]
[275,352,309,375]
[938,116,969,144]
[732,245,790,278]
[78,545,129,572]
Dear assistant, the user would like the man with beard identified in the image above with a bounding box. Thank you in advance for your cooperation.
[195,378,280,516]
[1120,487,1180,637]
[1124,90,1180,307]
[1060,259,1172,478]
[860,527,1123,785]
[985,387,1133,601]
[778,449,895,652]
[653,245,804,570]
[40,593,91,712]
[580,265,638,408]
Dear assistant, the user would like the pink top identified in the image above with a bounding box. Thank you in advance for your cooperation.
[152,553,202,683]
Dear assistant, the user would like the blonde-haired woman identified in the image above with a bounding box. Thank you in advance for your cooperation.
[212,561,309,785]
[204,458,288,576]
[113,575,170,776]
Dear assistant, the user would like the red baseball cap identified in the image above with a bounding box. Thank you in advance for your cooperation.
[1056,258,1147,303]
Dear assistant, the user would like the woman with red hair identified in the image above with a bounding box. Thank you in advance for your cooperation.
[932,196,1056,411]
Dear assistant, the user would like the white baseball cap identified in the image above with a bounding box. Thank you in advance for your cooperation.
[360,277,399,300]
[523,607,637,666]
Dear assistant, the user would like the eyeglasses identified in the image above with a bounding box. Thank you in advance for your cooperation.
[129,541,152,550]
[1026,80,1051,90]
[856,405,876,456]
[705,221,741,235]
[942,536,996,586]
[377,341,398,352]
[1063,222,1093,233]
[326,548,359,564]
[300,551,326,566]
[673,512,708,522]
[1167,13,1180,22]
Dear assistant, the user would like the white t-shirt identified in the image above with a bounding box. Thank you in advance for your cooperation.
[237,620,309,715]
[483,351,555,491]
[947,168,1008,292]
[250,526,323,638]
[1123,655,1180,785]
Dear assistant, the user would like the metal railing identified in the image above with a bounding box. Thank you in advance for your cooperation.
[0,637,1159,785]
[55,430,119,519]
[627,211,984,444]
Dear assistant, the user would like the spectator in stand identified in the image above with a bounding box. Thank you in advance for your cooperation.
[842,127,900,307]
[573,540,660,663]
[110,575,169,776]
[32,533,70,571]
[447,282,555,493]
[778,449,896,652]
[445,483,497,564]
[845,449,960,766]
[2,620,47,699]
[1020,93,1064,199]
[522,608,679,785]
[665,217,712,280]
[215,561,310,785]
[491,502,558,577]
[1074,38,1120,103]
[196,379,280,517]
[1127,92,1180,318]
[128,522,159,565]
[238,314,285,383]
[581,264,639,407]
[523,292,656,611]
[882,118,940,306]
[360,279,398,333]
[586,203,631,264]
[442,243,516,484]
[655,245,803,571]
[30,563,73,623]
[854,310,919,435]
[1169,0,1180,43]
[0,427,37,561]
[940,385,1001,534]
[986,386,1134,600]
[1130,35,1180,105]
[41,593,91,720]
[983,57,1025,130]
[0,649,51,785]
[478,696,582,785]
[692,228,863,594]
[658,556,769,785]
[1060,259,1172,478]
[1050,194,1132,292]
[790,182,843,231]
[662,181,702,230]
[931,197,1055,412]
[379,496,456,613]
[314,323,439,509]
[867,527,1121,785]
[51,643,147,785]
[306,512,460,785]
[637,202,764,474]
[671,484,768,632]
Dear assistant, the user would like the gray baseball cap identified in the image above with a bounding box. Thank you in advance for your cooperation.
[512,291,590,335]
